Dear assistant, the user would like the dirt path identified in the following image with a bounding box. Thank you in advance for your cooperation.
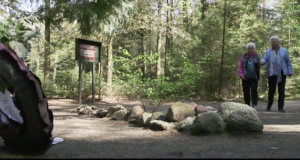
[1,99,300,158]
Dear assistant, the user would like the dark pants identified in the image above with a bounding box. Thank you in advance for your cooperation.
[267,70,287,110]
[242,78,258,106]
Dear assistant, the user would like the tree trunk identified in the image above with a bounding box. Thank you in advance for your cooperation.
[156,0,162,77]
[201,0,208,19]
[98,61,102,100]
[218,0,226,96]
[140,32,146,80]
[182,0,189,25]
[96,31,103,100]
[107,32,115,96]
[170,0,174,75]
[52,51,58,82]
[149,29,154,79]
[44,0,51,85]
[260,0,267,93]
[165,0,170,77]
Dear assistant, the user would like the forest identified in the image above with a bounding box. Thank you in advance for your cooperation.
[0,0,299,104]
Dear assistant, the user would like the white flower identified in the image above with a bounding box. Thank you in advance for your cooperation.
[30,38,38,42]
[23,37,28,41]
[11,17,16,22]
[8,29,17,36]
[23,30,35,38]
[36,34,43,39]
[0,17,7,25]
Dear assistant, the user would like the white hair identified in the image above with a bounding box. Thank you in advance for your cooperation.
[246,42,256,49]
[269,35,280,43]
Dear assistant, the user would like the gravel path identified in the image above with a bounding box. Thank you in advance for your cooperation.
[1,99,300,158]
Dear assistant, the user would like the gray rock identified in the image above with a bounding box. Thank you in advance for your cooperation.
[77,104,88,111]
[112,110,128,120]
[205,106,217,111]
[90,105,98,110]
[226,109,263,133]
[78,108,85,114]
[184,102,197,110]
[139,112,166,127]
[96,109,108,118]
[128,105,145,123]
[107,104,127,117]
[124,111,131,121]
[149,120,176,131]
[217,102,257,122]
[166,102,195,122]
[139,112,152,127]
[191,112,225,135]
[176,116,196,131]
[195,105,208,115]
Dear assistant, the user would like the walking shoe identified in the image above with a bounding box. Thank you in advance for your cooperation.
[266,107,271,111]
[252,105,257,110]
[278,109,286,113]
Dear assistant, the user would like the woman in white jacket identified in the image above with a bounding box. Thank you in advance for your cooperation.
[260,35,293,112]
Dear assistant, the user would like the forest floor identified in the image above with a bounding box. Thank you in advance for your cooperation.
[1,98,300,158]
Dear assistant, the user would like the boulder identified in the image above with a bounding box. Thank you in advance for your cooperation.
[139,112,166,127]
[112,110,128,120]
[191,112,225,135]
[176,116,196,132]
[226,109,263,133]
[149,120,176,131]
[217,102,257,122]
[184,102,197,110]
[166,102,195,122]
[107,105,127,117]
[96,109,108,118]
[195,105,208,115]
[204,106,217,112]
[128,105,145,123]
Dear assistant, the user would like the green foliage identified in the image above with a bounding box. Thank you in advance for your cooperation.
[113,49,203,109]
[0,15,42,52]
[52,0,133,36]
[6,0,300,102]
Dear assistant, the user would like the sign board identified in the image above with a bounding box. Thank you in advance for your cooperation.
[75,38,101,63]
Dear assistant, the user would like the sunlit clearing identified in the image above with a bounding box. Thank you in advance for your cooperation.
[264,124,300,133]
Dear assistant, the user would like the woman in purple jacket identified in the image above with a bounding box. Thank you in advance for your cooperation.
[260,35,293,112]
[238,42,261,109]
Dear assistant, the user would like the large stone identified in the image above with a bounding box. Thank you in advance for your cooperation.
[128,105,145,123]
[195,105,208,115]
[191,112,225,135]
[166,102,195,122]
[96,109,108,118]
[90,105,98,110]
[107,104,127,117]
[77,104,88,112]
[123,111,131,121]
[149,120,176,131]
[139,112,166,127]
[226,109,263,133]
[176,116,196,132]
[112,110,128,120]
[184,102,197,110]
[204,106,217,112]
[217,102,257,122]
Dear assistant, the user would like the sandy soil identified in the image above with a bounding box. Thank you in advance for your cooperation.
[1,99,300,158]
